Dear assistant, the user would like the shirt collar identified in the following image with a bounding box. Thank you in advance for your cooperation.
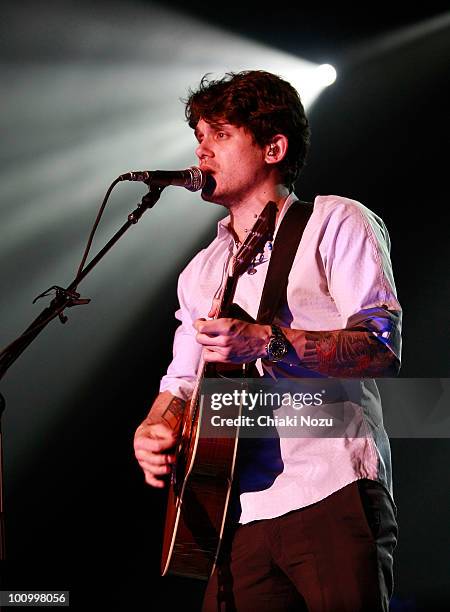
[216,192,299,240]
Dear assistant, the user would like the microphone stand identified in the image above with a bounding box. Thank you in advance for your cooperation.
[0,185,165,560]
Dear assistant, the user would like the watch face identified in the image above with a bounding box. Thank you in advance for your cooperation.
[268,337,288,361]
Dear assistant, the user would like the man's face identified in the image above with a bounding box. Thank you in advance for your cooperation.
[194,118,269,206]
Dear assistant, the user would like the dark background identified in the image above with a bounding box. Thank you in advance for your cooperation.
[0,1,449,609]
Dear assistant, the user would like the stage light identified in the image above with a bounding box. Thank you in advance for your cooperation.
[317,64,337,86]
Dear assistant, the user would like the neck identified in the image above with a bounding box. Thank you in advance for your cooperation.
[229,185,290,244]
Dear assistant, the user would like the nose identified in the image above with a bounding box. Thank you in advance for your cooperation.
[195,137,214,162]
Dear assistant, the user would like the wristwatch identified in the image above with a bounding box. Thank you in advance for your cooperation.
[265,324,288,362]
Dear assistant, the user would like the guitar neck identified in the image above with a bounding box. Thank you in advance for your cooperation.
[188,200,277,403]
[218,274,238,318]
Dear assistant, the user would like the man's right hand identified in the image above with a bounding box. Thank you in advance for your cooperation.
[133,392,186,488]
[134,419,178,488]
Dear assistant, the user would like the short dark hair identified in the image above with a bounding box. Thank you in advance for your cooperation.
[184,70,310,190]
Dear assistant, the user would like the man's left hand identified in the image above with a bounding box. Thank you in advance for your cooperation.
[194,318,271,363]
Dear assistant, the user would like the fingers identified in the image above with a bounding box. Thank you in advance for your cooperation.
[194,318,237,353]
[194,318,234,335]
[140,461,172,476]
[134,435,175,453]
[135,450,176,469]
[196,333,227,347]
[134,420,178,488]
[203,347,229,362]
[136,450,176,488]
[143,472,167,488]
[140,453,175,488]
[134,422,176,452]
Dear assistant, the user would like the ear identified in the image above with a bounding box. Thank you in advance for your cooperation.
[264,134,288,164]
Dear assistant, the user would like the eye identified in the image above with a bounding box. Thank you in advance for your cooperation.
[216,131,227,139]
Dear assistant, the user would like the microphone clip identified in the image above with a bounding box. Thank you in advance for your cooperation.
[33,286,91,324]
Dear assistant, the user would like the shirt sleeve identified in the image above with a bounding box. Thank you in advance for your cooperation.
[320,202,402,361]
[159,266,202,401]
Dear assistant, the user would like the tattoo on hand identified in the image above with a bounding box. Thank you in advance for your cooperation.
[161,397,186,430]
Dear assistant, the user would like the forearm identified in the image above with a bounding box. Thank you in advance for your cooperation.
[145,390,187,433]
[280,327,399,377]
[196,318,399,377]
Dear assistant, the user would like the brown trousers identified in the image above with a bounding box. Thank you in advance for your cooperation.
[202,479,398,612]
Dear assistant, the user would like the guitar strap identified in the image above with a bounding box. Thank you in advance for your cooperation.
[256,199,314,325]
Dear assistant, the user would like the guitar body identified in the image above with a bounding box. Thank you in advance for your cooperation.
[160,202,277,580]
[161,402,239,579]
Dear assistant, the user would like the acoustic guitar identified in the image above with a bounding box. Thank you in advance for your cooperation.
[161,201,277,580]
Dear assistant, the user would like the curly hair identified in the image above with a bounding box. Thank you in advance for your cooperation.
[184,70,310,190]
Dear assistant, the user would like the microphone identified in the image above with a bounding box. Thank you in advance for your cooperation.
[118,166,206,192]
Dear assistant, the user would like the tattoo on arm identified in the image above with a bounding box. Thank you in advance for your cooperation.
[302,330,395,377]
[161,397,186,430]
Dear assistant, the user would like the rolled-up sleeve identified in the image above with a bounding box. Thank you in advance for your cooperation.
[159,267,202,401]
[321,203,402,361]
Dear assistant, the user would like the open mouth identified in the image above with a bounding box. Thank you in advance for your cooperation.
[202,173,217,194]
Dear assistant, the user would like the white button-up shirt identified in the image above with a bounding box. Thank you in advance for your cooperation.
[160,193,402,523]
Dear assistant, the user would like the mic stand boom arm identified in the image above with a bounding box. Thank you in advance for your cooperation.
[0,185,165,380]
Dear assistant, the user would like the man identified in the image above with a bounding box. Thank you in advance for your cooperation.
[134,70,401,611]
